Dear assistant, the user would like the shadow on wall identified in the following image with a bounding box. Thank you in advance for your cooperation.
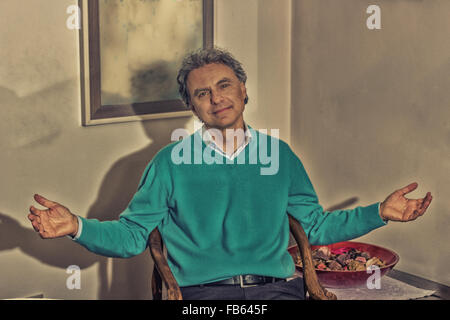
[0,67,359,299]
[0,115,190,299]
[84,116,191,299]
[0,85,65,150]
[86,61,192,299]
[0,63,191,299]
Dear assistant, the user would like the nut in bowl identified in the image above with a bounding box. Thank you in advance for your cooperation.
[288,241,400,288]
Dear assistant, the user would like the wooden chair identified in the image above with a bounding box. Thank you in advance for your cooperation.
[148,213,337,300]
[148,226,182,300]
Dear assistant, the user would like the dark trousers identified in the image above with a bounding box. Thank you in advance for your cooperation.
[180,277,305,300]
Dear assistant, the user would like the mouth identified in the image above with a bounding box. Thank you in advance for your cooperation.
[213,106,232,115]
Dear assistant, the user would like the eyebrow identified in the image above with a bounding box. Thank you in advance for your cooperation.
[192,77,233,97]
[217,77,232,86]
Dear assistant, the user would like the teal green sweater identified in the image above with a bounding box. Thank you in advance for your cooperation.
[75,126,386,287]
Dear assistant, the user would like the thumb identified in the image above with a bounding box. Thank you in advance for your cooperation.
[396,182,418,196]
[34,194,58,208]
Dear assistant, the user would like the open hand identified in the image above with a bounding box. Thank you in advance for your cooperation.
[380,182,432,222]
[28,194,78,239]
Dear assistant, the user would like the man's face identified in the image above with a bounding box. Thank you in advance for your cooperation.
[186,63,247,131]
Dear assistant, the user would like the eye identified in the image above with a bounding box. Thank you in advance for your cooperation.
[197,91,209,98]
[220,83,231,89]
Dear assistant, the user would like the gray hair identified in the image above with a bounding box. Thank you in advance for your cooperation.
[177,47,248,108]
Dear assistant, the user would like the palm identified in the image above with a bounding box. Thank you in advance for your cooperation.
[28,194,77,239]
[39,206,73,238]
[380,183,432,222]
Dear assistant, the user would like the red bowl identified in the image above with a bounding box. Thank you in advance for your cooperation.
[288,241,400,288]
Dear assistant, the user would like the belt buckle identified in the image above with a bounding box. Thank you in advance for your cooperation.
[239,275,258,288]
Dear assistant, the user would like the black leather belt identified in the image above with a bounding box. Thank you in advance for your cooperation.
[202,275,285,288]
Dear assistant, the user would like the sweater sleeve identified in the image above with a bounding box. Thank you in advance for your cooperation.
[286,149,386,245]
[74,159,170,258]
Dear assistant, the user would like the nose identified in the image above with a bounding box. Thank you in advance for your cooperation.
[210,89,224,105]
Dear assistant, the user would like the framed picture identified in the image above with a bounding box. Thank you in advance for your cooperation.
[79,0,214,126]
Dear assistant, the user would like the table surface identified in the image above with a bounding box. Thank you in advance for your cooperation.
[385,269,449,300]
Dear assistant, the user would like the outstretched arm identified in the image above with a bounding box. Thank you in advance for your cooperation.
[28,194,79,239]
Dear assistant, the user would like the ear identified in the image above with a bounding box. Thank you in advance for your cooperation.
[240,82,248,105]
[240,82,247,95]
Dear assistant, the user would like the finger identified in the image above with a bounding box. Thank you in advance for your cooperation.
[407,193,432,220]
[28,213,39,223]
[38,221,44,234]
[39,230,48,239]
[402,207,419,221]
[418,192,432,216]
[27,213,41,231]
[411,192,431,208]
[29,205,44,216]
[34,194,58,209]
[37,217,50,238]
[407,213,419,222]
[397,182,418,196]
[31,220,40,232]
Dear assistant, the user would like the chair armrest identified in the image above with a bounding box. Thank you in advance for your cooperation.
[288,214,336,300]
[148,228,183,300]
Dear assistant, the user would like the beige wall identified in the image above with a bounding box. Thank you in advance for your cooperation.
[2,0,447,300]
[291,0,450,286]
[0,0,291,299]
[215,0,291,141]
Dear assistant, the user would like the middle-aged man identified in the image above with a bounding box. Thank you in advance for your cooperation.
[28,47,432,300]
